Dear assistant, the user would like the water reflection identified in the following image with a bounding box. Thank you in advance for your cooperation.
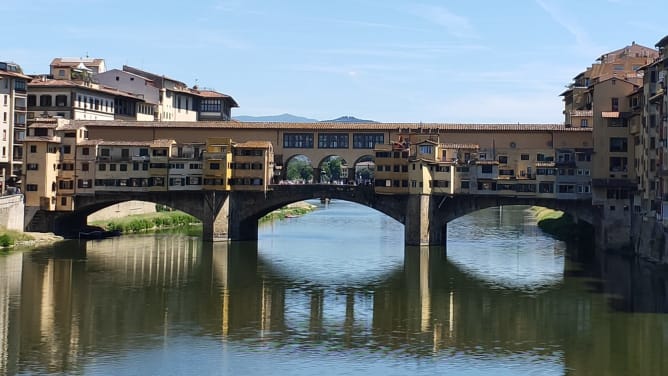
[0,204,666,375]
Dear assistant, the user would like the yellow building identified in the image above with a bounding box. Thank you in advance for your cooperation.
[231,141,274,191]
[22,120,62,209]
[202,137,233,190]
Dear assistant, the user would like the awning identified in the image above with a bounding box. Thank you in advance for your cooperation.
[602,112,620,118]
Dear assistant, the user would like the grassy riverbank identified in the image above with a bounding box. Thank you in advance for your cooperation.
[0,228,33,248]
[259,202,317,223]
[531,207,577,241]
[92,211,200,234]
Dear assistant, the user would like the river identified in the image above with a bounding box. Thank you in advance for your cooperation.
[1,201,667,375]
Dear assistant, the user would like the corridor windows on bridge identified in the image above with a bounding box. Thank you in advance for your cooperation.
[318,133,349,149]
[353,133,383,149]
[283,133,314,148]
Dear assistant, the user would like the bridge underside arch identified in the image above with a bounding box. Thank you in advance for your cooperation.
[36,191,229,239]
[226,186,408,241]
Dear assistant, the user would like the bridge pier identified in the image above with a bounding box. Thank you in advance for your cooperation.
[405,194,447,246]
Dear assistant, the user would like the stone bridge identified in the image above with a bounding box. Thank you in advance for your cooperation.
[27,184,595,247]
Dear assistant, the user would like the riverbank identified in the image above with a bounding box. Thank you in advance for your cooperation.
[531,207,577,241]
[0,227,64,250]
[91,211,200,234]
[259,201,317,223]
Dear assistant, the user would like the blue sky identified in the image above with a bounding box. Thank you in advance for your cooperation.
[3,0,666,123]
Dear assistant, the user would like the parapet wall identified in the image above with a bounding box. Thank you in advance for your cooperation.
[0,195,24,231]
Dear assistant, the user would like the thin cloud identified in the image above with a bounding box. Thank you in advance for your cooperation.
[408,4,477,39]
[535,0,597,54]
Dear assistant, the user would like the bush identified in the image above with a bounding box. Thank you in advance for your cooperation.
[0,234,14,247]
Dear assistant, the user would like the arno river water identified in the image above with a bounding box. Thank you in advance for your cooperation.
[1,201,668,375]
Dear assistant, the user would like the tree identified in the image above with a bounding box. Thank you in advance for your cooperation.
[286,159,313,182]
[320,157,343,182]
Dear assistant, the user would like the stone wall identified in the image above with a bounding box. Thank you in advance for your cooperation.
[633,215,668,263]
[87,200,157,222]
[0,195,24,231]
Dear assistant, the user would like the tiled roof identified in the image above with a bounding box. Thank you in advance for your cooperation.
[192,89,239,106]
[78,139,104,146]
[74,120,591,133]
[51,58,105,68]
[29,79,143,99]
[0,70,31,80]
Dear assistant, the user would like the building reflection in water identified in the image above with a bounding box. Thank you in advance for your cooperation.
[0,228,667,374]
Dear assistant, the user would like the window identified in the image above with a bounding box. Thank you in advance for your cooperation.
[55,95,68,107]
[62,145,71,154]
[283,133,314,148]
[82,147,89,155]
[521,154,529,160]
[200,99,221,112]
[109,164,116,171]
[27,95,36,106]
[100,148,110,157]
[498,155,508,164]
[611,97,619,112]
[609,157,627,172]
[419,145,433,155]
[318,133,349,148]
[609,137,628,152]
[353,133,384,149]
[39,95,52,107]
[30,145,37,153]
[27,163,39,170]
[481,165,493,174]
[209,162,220,170]
[121,149,130,158]
[26,184,38,191]
[120,164,127,171]
[81,163,89,171]
[99,164,106,171]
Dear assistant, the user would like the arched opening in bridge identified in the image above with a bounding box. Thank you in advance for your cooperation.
[317,155,348,184]
[82,200,203,235]
[283,155,314,184]
[444,205,571,290]
[353,155,375,186]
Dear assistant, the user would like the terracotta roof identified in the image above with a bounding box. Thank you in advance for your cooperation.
[74,120,591,133]
[192,89,239,107]
[235,141,273,148]
[51,58,105,68]
[28,78,143,100]
[0,70,31,80]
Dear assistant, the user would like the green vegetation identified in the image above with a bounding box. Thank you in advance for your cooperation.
[286,158,314,182]
[259,203,316,223]
[0,228,33,248]
[92,211,200,234]
[531,207,577,241]
[320,157,343,183]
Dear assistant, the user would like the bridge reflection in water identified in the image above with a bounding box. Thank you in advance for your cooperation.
[1,222,668,374]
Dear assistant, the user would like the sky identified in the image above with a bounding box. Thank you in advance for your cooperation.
[3,0,666,123]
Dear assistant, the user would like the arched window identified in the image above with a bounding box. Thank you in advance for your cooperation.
[55,95,68,107]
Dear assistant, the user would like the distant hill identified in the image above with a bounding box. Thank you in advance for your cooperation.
[321,116,377,123]
[233,113,318,123]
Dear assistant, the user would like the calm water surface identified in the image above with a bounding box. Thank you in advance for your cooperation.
[1,201,668,375]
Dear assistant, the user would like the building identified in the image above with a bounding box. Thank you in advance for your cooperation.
[96,65,238,122]
[0,61,30,185]
[230,141,274,191]
[27,77,150,121]
[50,58,106,77]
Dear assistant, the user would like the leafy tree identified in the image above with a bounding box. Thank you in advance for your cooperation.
[286,159,313,181]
